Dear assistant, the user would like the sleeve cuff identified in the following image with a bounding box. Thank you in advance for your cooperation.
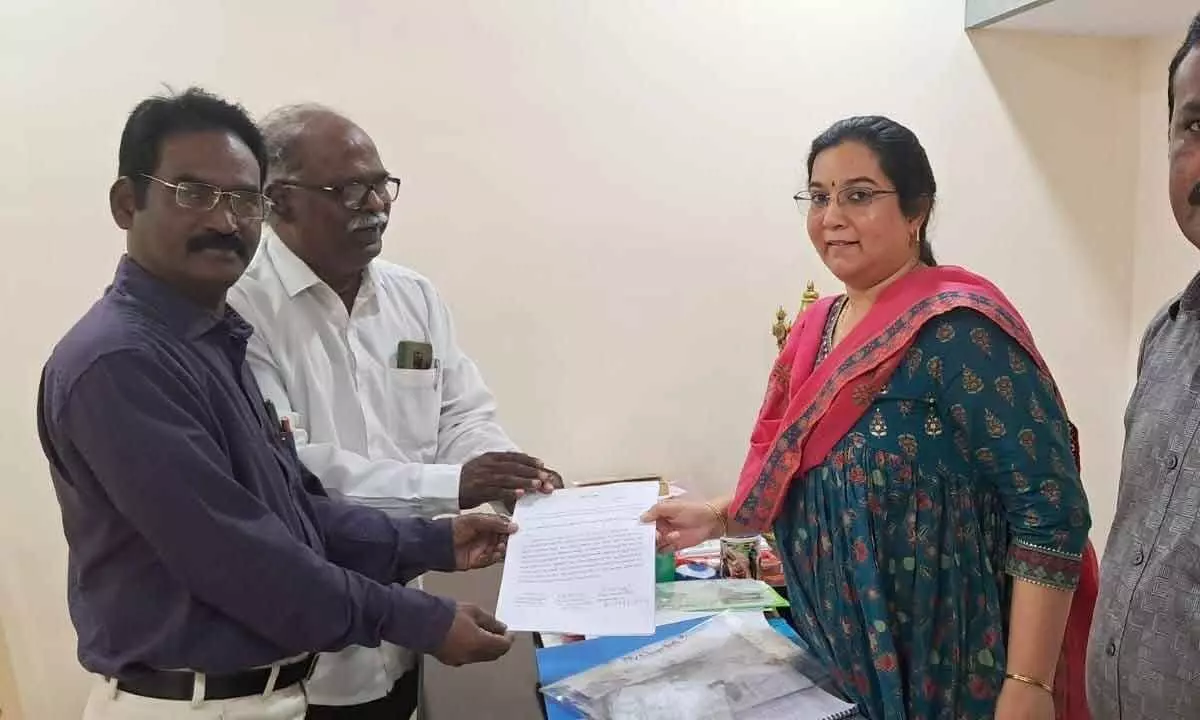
[385,588,456,653]
[1005,540,1083,590]
[423,517,458,573]
[422,464,464,517]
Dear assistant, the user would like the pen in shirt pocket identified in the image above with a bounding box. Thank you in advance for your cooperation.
[280,415,298,453]
[264,399,282,437]
[433,358,441,391]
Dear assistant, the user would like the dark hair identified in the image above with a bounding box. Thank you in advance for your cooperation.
[1168,12,1200,121]
[806,115,937,265]
[117,87,267,207]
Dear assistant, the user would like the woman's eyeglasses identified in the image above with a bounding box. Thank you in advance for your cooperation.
[794,186,898,215]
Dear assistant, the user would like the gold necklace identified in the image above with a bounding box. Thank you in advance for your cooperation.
[833,297,855,342]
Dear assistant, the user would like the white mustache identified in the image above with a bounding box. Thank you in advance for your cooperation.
[348,212,388,232]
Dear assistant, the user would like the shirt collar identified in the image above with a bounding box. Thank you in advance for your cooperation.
[113,256,252,341]
[264,225,377,305]
[264,227,323,298]
[1172,270,1200,318]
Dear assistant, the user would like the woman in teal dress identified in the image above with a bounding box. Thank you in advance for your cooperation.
[643,116,1097,720]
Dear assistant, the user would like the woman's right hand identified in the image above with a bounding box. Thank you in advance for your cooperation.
[640,499,725,552]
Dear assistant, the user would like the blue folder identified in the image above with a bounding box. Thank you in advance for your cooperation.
[534,616,801,720]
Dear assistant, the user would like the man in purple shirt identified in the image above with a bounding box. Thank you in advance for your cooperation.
[37,87,518,720]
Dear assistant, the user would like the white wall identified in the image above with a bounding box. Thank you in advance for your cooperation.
[0,2,1145,717]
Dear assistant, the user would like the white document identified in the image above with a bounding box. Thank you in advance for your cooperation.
[496,481,659,636]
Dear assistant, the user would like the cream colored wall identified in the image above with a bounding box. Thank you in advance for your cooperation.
[0,620,23,720]
[961,29,1138,560]
[0,1,1145,716]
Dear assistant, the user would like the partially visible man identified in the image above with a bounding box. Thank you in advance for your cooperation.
[226,104,561,718]
[39,88,518,720]
[1087,13,1200,719]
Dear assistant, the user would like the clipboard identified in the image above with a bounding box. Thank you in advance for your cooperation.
[571,474,668,497]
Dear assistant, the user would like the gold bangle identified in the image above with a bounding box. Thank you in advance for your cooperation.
[704,501,729,537]
[1004,672,1053,694]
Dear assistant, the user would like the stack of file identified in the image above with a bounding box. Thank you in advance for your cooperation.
[655,578,788,613]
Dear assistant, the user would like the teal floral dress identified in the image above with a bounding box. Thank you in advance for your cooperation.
[774,305,1090,720]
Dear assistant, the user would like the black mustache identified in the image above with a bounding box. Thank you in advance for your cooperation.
[187,233,248,259]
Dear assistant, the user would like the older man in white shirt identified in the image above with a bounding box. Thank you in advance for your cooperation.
[227,105,560,720]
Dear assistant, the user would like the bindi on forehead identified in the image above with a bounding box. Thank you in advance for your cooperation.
[810,143,885,188]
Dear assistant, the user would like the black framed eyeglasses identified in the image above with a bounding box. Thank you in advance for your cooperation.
[794,186,898,215]
[275,176,401,210]
[140,174,269,220]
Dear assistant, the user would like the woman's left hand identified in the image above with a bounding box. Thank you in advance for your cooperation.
[994,678,1054,720]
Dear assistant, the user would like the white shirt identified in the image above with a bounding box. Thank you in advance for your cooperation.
[227,230,516,706]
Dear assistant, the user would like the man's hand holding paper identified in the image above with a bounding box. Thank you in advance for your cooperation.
[459,451,564,510]
[451,514,519,570]
[432,602,516,667]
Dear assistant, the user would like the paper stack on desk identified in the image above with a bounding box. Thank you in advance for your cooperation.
[655,579,789,613]
[496,481,659,636]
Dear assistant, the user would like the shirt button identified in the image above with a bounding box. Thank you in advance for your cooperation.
[1106,641,1117,657]
[1166,453,1179,470]
[1133,548,1145,566]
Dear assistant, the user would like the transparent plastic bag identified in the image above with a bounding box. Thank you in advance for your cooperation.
[540,611,834,720]
[607,682,735,720]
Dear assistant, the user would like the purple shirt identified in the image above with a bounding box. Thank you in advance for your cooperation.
[37,257,456,677]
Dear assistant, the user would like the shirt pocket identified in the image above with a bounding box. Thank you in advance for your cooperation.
[389,367,438,389]
[870,388,937,446]
[382,366,441,457]
[862,390,942,492]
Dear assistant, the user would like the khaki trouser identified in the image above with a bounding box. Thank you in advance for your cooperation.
[83,677,306,720]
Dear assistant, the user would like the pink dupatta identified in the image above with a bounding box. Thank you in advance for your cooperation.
[729,265,1097,720]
